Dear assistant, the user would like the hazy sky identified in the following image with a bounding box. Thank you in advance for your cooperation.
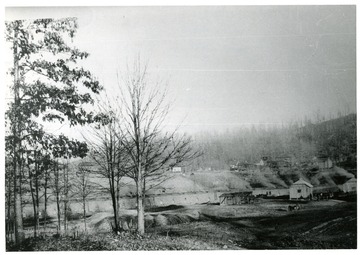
[5,6,356,135]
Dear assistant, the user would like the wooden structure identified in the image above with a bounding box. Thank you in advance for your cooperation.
[253,188,289,197]
[171,167,182,173]
[338,178,357,193]
[313,186,340,200]
[219,191,254,205]
[276,156,293,167]
[257,156,269,166]
[314,157,333,169]
[289,179,313,200]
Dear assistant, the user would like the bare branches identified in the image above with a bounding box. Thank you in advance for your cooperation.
[74,57,198,235]
[103,58,199,235]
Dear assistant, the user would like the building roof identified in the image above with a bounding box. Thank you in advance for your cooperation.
[314,157,332,163]
[219,191,252,198]
[313,186,340,194]
[345,178,357,183]
[292,179,313,188]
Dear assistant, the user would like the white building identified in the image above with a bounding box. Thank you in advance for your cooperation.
[172,167,182,173]
[289,179,313,200]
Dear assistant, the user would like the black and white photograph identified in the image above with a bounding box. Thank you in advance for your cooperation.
[2,2,357,251]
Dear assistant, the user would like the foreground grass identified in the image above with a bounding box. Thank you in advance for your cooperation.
[7,231,223,251]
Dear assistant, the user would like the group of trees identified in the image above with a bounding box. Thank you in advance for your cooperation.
[83,62,198,234]
[5,17,197,244]
[5,18,103,244]
[191,113,356,170]
[299,114,356,164]
[5,155,99,241]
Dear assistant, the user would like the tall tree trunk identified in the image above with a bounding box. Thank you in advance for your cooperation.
[35,153,40,236]
[110,187,119,231]
[55,163,61,233]
[29,168,37,238]
[44,168,48,233]
[116,178,121,229]
[13,21,24,245]
[136,182,145,235]
[63,164,68,232]
[137,159,145,235]
[35,176,40,236]
[56,194,61,234]
[109,162,119,231]
[83,197,87,232]
[6,175,13,242]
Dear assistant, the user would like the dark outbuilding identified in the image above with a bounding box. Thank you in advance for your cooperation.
[219,191,254,205]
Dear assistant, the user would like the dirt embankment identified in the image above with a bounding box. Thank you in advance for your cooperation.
[83,198,356,249]
[147,200,357,249]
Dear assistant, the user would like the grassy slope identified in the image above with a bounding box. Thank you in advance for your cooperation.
[172,166,355,192]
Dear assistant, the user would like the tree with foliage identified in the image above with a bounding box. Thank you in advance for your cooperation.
[5,18,102,244]
[5,157,15,242]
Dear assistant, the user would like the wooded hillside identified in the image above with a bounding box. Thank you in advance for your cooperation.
[190,114,356,170]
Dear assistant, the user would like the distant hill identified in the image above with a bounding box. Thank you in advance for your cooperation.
[190,113,356,172]
[301,113,356,132]
[298,113,356,164]
[72,113,357,197]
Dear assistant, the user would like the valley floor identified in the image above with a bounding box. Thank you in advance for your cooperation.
[7,199,357,250]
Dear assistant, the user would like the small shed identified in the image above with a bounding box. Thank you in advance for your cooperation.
[314,157,333,169]
[338,178,357,193]
[171,167,182,173]
[256,156,269,166]
[276,156,293,167]
[313,186,340,200]
[289,179,313,200]
[219,191,254,205]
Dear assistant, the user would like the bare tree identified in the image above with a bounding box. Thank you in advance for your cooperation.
[62,161,71,233]
[115,59,199,235]
[73,162,94,232]
[43,159,52,233]
[51,160,62,234]
[49,160,75,234]
[83,115,128,232]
